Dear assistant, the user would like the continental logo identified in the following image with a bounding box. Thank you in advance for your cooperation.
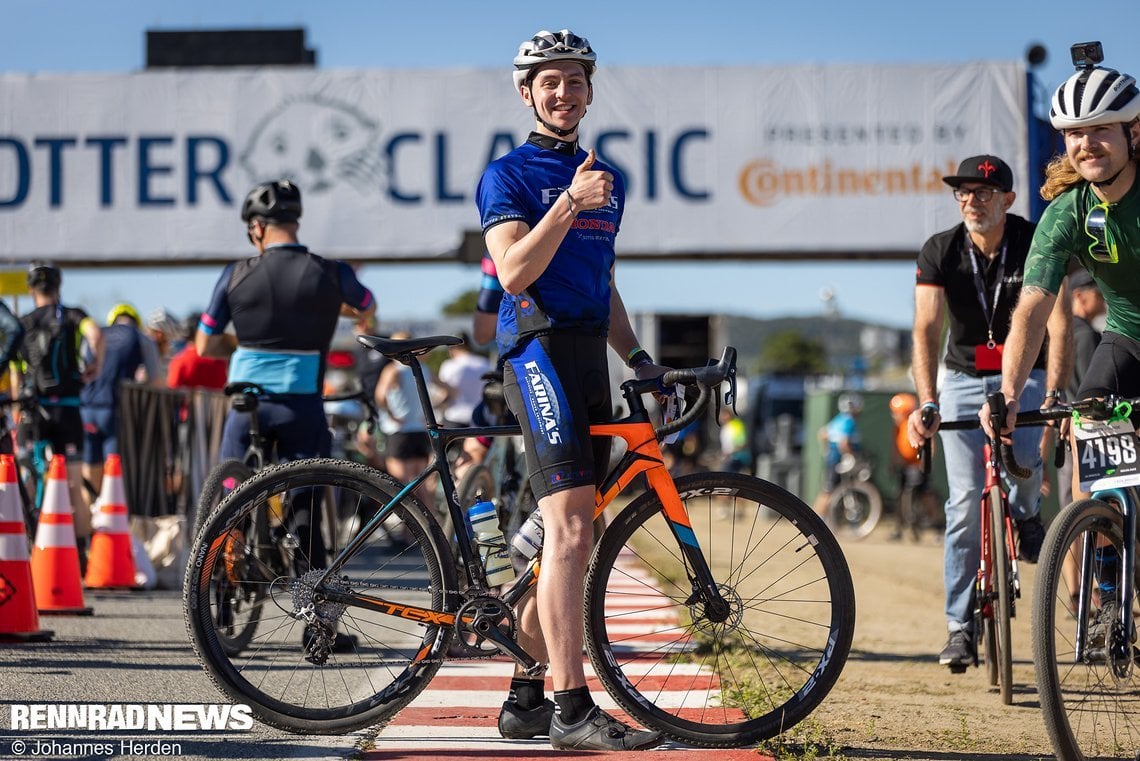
[738,159,958,207]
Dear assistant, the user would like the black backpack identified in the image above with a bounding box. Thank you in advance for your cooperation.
[23,308,84,398]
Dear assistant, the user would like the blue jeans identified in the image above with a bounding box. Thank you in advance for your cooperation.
[938,368,1045,632]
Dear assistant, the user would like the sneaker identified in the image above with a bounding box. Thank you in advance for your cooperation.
[549,705,663,751]
[1016,516,1045,563]
[1087,599,1121,650]
[938,630,975,668]
[498,699,555,740]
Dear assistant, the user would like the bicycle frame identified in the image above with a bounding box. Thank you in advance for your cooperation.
[978,442,1020,617]
[305,355,726,673]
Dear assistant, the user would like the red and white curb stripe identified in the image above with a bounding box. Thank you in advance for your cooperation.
[363,550,768,758]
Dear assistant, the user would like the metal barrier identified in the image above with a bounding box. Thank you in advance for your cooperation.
[117,383,228,519]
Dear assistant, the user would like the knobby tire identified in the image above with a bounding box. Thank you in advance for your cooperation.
[1032,498,1139,761]
[185,458,455,734]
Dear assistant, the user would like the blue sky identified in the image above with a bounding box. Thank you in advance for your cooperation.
[4,0,1140,330]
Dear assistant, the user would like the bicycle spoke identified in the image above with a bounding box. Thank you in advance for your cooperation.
[586,472,853,748]
[186,459,455,733]
[1034,498,1140,760]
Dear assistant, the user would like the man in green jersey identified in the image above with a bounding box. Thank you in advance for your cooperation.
[989,44,1140,435]
[986,43,1140,640]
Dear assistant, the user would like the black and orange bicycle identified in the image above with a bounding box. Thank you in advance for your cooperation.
[184,336,855,748]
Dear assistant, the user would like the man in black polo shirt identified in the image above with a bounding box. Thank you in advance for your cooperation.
[905,155,1071,670]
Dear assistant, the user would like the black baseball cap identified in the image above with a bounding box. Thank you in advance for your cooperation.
[942,155,1014,192]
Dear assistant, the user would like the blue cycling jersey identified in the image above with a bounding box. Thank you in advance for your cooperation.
[476,134,625,355]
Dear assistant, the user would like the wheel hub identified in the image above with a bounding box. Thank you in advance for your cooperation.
[690,585,743,634]
[289,569,350,630]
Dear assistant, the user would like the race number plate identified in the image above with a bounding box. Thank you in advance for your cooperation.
[1074,417,1140,491]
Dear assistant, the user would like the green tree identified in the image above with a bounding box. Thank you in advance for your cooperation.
[442,289,480,317]
[756,330,828,374]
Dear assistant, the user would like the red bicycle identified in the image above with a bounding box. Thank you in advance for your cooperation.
[930,393,1031,705]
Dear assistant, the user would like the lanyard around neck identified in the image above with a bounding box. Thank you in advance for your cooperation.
[965,231,1007,346]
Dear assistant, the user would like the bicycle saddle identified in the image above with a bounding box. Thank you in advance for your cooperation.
[357,334,462,358]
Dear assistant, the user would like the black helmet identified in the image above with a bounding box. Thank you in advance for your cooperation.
[27,260,61,290]
[240,180,302,224]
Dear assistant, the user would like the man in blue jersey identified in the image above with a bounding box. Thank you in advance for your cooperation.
[197,180,375,650]
[80,302,162,494]
[475,29,666,751]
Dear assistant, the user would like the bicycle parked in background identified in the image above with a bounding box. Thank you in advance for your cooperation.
[1028,395,1140,761]
[185,338,855,747]
[194,381,378,655]
[826,454,883,541]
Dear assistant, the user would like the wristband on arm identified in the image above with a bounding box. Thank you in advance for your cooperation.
[626,347,653,370]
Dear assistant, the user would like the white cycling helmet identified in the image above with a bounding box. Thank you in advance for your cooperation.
[837,393,863,414]
[1050,66,1140,130]
[512,29,597,91]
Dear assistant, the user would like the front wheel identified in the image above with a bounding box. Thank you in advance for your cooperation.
[584,472,855,747]
[1033,498,1140,760]
[827,482,883,541]
[991,489,1013,705]
[185,458,456,734]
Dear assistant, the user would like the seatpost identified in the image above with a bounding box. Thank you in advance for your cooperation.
[406,355,441,431]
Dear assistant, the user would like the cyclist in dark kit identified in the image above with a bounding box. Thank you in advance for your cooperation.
[197,180,376,650]
[475,29,666,751]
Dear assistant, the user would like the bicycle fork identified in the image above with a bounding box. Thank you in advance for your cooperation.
[591,422,730,619]
[1073,489,1137,673]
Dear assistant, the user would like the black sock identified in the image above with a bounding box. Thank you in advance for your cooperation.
[553,686,593,724]
[508,677,545,711]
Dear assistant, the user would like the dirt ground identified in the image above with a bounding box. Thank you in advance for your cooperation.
[799,519,1057,761]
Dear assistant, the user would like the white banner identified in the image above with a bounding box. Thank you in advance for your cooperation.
[0,62,1028,262]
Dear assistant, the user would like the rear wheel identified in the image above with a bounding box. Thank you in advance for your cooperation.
[585,472,854,747]
[1033,498,1139,760]
[196,461,258,655]
[185,458,455,734]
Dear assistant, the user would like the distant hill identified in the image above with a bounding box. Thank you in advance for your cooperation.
[720,314,909,375]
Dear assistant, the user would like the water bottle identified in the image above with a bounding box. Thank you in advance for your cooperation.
[467,498,514,586]
[511,508,544,560]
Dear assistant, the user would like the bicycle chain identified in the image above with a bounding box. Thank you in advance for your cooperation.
[320,577,513,666]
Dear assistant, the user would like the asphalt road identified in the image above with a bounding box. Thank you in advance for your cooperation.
[0,588,365,761]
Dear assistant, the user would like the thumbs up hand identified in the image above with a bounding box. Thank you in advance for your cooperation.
[566,149,613,213]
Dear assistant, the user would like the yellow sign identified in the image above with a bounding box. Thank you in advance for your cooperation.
[0,271,25,297]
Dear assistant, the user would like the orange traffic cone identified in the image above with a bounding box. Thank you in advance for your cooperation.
[0,455,53,641]
[30,455,92,615]
[84,454,138,589]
